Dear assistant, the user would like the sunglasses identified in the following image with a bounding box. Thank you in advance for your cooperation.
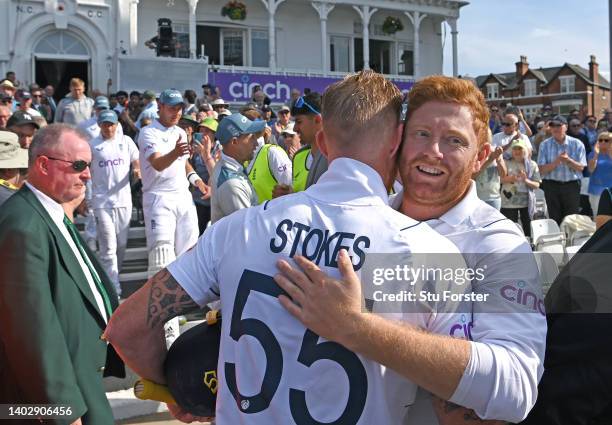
[294,96,320,115]
[549,123,562,127]
[501,122,514,126]
[570,124,581,127]
[44,156,91,171]
[587,119,596,123]
[491,108,499,112]
[599,139,611,143]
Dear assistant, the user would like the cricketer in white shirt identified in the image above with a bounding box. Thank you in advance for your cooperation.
[138,119,199,258]
[89,131,139,295]
[168,158,472,425]
[392,181,546,423]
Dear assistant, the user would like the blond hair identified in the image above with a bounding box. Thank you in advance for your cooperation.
[70,78,85,88]
[322,70,402,147]
[406,76,490,147]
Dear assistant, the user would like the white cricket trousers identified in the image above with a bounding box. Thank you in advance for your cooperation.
[94,206,132,296]
[143,191,199,257]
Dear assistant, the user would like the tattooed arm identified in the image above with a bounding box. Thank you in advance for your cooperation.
[103,269,199,384]
[432,397,507,425]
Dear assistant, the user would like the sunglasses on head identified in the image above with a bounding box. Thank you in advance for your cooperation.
[43,155,91,171]
[294,96,320,115]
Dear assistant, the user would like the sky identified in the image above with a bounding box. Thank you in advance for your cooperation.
[442,0,610,80]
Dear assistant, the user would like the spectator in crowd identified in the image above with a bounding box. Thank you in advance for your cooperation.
[211,98,230,115]
[261,104,274,126]
[500,139,541,236]
[31,87,51,121]
[587,131,612,216]
[7,111,39,149]
[489,104,502,133]
[108,93,118,111]
[89,110,140,298]
[135,90,158,129]
[272,105,292,146]
[114,90,129,114]
[190,117,218,234]
[276,75,545,424]
[568,117,593,216]
[581,115,598,148]
[493,112,533,158]
[252,89,271,108]
[0,131,28,206]
[118,90,141,138]
[0,79,16,108]
[538,114,587,224]
[5,71,19,87]
[183,90,198,117]
[0,104,11,129]
[44,84,57,117]
[210,113,262,223]
[474,129,506,210]
[504,106,532,137]
[531,119,551,160]
[54,78,94,125]
[177,115,199,143]
[290,87,301,106]
[0,124,124,425]
[197,83,213,108]
[16,91,42,117]
[595,188,612,229]
[281,123,301,158]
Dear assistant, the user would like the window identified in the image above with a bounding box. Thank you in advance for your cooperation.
[172,23,190,58]
[486,83,499,99]
[521,105,541,120]
[222,29,244,66]
[524,79,536,97]
[330,36,350,72]
[35,31,88,56]
[251,30,269,68]
[398,44,413,76]
[559,75,575,94]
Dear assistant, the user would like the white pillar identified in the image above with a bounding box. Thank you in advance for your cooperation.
[447,18,458,77]
[311,2,335,73]
[353,5,377,71]
[129,0,139,53]
[187,0,198,59]
[260,0,287,70]
[405,11,426,78]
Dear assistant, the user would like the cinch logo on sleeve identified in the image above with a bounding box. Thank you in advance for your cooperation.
[449,314,473,340]
[500,281,545,315]
[98,158,125,167]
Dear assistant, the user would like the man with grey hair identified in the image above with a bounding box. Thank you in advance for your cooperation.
[0,124,124,424]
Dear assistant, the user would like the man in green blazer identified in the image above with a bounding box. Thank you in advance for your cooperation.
[0,124,124,425]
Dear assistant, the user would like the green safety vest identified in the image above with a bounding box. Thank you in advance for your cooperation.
[292,146,311,192]
[247,144,280,203]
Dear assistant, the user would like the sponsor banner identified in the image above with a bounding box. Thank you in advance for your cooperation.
[208,71,414,103]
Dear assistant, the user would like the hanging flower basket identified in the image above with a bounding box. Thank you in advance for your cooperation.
[221,1,247,20]
[382,16,404,35]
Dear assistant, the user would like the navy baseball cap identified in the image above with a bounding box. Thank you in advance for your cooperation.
[217,113,265,145]
[94,96,110,110]
[97,110,118,124]
[550,114,568,125]
[159,89,184,106]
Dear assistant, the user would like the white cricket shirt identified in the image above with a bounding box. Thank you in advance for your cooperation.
[89,134,138,209]
[169,158,469,425]
[138,119,189,195]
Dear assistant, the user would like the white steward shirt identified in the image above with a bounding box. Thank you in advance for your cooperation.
[89,134,138,209]
[168,158,470,425]
[246,136,293,186]
[392,181,546,423]
[138,119,189,196]
[26,182,108,323]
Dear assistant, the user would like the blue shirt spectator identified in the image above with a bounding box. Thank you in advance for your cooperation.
[537,135,586,182]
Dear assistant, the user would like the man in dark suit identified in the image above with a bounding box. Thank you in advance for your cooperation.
[0,123,124,424]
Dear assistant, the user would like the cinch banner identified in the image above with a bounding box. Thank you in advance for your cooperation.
[208,71,414,103]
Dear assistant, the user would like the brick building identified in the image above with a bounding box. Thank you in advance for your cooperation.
[475,55,610,121]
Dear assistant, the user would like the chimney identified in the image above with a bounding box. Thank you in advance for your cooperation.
[589,54,599,85]
[515,55,529,78]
